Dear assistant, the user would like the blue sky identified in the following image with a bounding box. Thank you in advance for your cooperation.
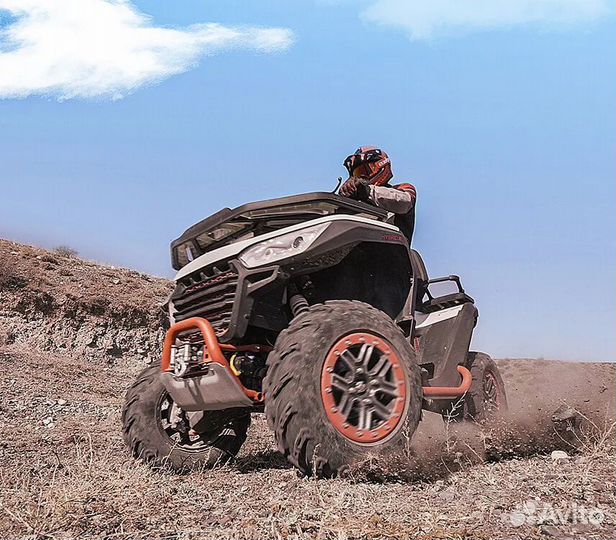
[0,1,614,361]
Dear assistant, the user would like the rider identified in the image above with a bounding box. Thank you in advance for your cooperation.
[339,146,417,243]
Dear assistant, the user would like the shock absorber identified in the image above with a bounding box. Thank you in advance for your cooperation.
[289,293,309,317]
[287,282,309,319]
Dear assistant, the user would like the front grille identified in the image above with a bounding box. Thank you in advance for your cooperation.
[171,263,239,335]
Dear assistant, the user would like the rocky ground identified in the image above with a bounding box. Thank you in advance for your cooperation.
[0,238,614,539]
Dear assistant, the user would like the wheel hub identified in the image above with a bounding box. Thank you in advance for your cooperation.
[320,333,407,444]
[158,393,214,451]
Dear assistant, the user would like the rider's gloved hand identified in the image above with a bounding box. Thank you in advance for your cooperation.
[339,177,370,201]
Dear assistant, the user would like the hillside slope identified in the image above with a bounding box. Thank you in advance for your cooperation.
[0,238,614,539]
[0,239,172,362]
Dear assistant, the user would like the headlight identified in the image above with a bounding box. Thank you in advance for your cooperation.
[239,222,329,268]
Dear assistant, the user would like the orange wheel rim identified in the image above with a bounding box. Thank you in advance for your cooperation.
[320,332,407,444]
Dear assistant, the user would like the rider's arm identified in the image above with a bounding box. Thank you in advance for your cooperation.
[368,183,416,214]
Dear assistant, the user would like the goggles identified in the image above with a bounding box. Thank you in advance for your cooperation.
[343,148,384,175]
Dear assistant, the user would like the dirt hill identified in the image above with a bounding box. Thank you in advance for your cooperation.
[1,238,614,539]
[0,239,172,362]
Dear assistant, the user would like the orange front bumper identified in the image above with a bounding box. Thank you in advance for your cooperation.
[162,317,269,402]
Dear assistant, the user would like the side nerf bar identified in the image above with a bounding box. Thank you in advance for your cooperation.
[162,317,473,405]
[422,365,472,399]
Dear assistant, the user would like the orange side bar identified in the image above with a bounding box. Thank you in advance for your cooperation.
[161,317,265,402]
[422,365,472,399]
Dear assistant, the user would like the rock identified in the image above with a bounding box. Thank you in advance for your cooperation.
[552,406,583,444]
[42,416,54,425]
[552,405,582,429]
[112,278,120,284]
[551,450,569,461]
[541,525,562,537]
[57,399,67,406]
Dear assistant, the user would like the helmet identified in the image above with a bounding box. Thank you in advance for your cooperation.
[343,146,393,186]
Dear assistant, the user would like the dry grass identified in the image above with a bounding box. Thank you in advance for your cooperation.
[53,246,79,258]
[2,417,613,540]
[1,345,614,540]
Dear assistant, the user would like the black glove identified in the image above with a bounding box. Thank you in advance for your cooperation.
[339,177,370,201]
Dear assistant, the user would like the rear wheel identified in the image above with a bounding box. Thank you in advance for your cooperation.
[446,352,507,423]
[122,364,250,472]
[264,300,422,477]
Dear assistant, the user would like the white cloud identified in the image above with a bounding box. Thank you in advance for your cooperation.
[0,0,293,100]
[360,0,612,40]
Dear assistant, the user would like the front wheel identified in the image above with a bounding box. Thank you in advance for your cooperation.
[122,364,250,472]
[263,300,423,477]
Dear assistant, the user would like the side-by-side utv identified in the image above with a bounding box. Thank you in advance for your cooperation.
[122,192,507,477]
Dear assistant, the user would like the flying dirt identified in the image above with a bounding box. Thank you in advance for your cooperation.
[0,236,614,539]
